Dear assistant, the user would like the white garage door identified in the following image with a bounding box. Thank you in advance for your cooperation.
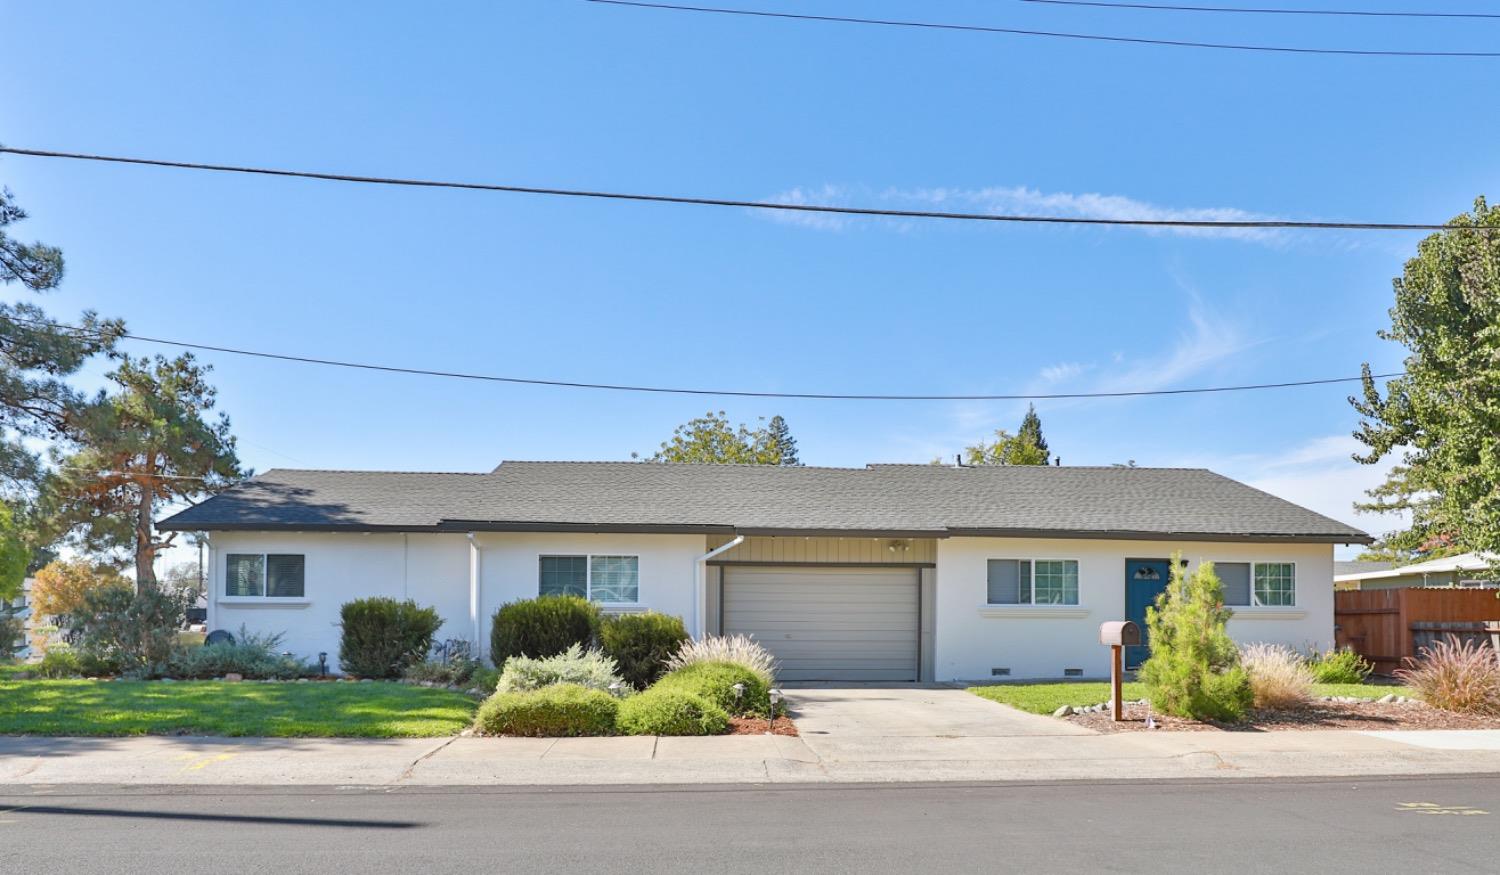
[721,566,920,682]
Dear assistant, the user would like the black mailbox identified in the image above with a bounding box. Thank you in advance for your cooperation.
[1099,620,1141,647]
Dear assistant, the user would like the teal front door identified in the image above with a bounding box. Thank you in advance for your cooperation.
[1124,559,1171,669]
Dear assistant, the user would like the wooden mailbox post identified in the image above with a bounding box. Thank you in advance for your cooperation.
[1099,621,1142,722]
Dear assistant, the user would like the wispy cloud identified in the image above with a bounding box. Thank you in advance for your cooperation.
[760,184,1284,242]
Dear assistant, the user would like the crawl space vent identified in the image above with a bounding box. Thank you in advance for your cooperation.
[991,667,1011,677]
[1063,668,1084,678]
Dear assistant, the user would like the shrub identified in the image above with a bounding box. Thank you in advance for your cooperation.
[0,615,21,657]
[1240,643,1314,711]
[1139,556,1253,722]
[469,666,501,694]
[165,626,315,680]
[490,596,601,664]
[665,634,776,684]
[1306,647,1373,684]
[474,683,619,737]
[495,643,624,694]
[337,597,443,679]
[1395,635,1500,715]
[36,648,82,678]
[616,687,730,736]
[69,584,192,674]
[403,654,479,686]
[654,661,771,717]
[600,611,690,689]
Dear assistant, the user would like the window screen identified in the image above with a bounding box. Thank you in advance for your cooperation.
[539,556,588,598]
[266,554,305,598]
[225,554,265,597]
[987,559,1032,604]
[1217,562,1251,607]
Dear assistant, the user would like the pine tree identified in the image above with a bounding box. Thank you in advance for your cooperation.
[0,188,123,492]
[1016,404,1050,463]
[764,415,800,466]
[42,354,243,587]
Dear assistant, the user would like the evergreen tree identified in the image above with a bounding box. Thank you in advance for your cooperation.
[43,354,243,587]
[0,188,122,493]
[764,415,800,466]
[1352,198,1500,560]
[1016,404,1050,463]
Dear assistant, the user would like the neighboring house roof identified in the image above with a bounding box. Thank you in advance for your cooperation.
[158,461,1371,544]
[1334,560,1394,578]
[1333,551,1497,582]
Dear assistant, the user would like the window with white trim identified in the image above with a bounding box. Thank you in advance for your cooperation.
[1253,562,1296,606]
[225,553,305,598]
[1215,561,1294,607]
[538,555,639,604]
[987,559,1079,605]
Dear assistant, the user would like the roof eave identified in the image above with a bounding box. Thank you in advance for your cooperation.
[943,527,1374,545]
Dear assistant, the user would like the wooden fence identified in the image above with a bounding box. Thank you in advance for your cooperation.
[1334,588,1500,675]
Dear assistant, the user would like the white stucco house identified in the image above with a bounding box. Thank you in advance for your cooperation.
[158,461,1370,682]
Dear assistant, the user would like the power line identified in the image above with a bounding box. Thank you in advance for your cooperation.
[1018,0,1500,20]
[11,314,1403,402]
[0,146,1487,233]
[584,0,1500,57]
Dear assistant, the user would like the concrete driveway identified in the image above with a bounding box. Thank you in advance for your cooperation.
[784,683,1095,767]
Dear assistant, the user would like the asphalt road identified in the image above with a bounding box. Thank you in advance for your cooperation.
[2,776,1497,874]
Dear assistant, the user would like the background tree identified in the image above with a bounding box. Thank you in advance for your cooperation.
[764,415,800,466]
[961,406,1053,466]
[29,557,130,618]
[43,353,243,587]
[1016,404,1050,462]
[0,187,122,494]
[0,504,30,602]
[1352,198,1500,562]
[640,411,796,465]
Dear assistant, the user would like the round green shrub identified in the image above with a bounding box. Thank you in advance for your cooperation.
[474,683,619,737]
[653,661,770,716]
[616,687,730,736]
[490,596,601,664]
[600,611,689,689]
[337,597,443,679]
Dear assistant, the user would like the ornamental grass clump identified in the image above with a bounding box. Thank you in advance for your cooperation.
[665,634,776,684]
[1395,635,1500,715]
[1139,555,1253,723]
[1240,643,1314,711]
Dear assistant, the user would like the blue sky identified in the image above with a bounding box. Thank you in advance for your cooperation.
[5,1,1498,563]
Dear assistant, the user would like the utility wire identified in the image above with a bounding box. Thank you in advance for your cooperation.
[9,314,1403,402]
[1019,0,1500,20]
[584,0,1500,57]
[0,146,1488,233]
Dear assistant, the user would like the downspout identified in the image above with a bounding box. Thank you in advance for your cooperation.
[467,533,483,659]
[695,535,744,640]
[204,534,215,633]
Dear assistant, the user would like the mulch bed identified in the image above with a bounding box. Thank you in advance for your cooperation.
[727,716,799,736]
[1069,700,1500,733]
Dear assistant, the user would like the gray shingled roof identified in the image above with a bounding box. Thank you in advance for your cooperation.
[158,461,1370,543]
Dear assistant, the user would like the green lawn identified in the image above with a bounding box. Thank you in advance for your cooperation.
[968,681,1411,715]
[0,679,478,737]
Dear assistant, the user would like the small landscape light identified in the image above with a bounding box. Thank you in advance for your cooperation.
[318,652,328,676]
[731,682,745,703]
[608,681,624,698]
[767,688,784,734]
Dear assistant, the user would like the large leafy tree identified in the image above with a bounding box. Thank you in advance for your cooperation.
[643,411,798,465]
[963,405,1053,466]
[43,354,244,587]
[29,557,130,618]
[1351,198,1500,562]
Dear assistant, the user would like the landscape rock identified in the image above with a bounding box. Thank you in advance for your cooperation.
[1377,693,1397,703]
[1053,705,1074,717]
[223,673,243,682]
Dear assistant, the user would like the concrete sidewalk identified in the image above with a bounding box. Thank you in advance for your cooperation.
[6,728,1500,786]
